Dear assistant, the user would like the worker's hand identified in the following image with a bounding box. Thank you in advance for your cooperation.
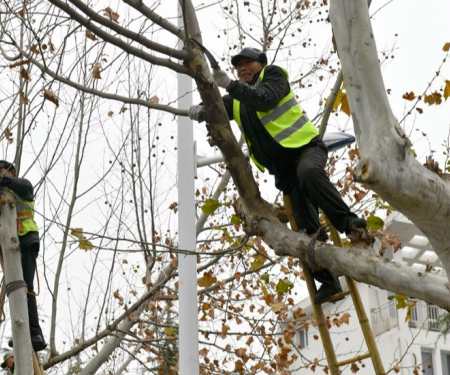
[213,69,232,89]
[188,105,206,122]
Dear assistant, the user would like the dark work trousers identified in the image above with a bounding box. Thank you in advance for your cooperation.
[285,141,357,286]
[20,242,44,337]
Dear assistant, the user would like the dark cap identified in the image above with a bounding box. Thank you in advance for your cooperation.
[0,160,16,174]
[231,47,267,67]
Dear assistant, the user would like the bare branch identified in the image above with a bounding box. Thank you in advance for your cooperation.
[67,0,187,60]
[46,0,190,75]
[20,51,187,116]
[123,0,184,39]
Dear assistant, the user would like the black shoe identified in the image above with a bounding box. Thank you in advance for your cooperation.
[8,333,47,352]
[346,217,374,245]
[346,217,367,234]
[317,227,329,242]
[315,280,343,304]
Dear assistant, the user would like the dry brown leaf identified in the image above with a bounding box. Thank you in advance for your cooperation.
[92,63,102,79]
[3,128,13,144]
[350,362,359,373]
[340,312,351,325]
[20,67,31,81]
[17,6,26,17]
[402,91,416,101]
[30,44,39,54]
[444,80,450,100]
[43,88,59,107]
[220,323,230,338]
[103,7,120,23]
[86,30,97,41]
[443,42,450,52]
[20,92,29,105]
[198,272,217,288]
[424,91,442,105]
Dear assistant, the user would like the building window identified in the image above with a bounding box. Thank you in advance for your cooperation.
[440,350,450,375]
[409,301,445,331]
[297,328,309,349]
[421,349,434,375]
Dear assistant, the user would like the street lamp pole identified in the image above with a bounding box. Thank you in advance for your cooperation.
[177,5,199,375]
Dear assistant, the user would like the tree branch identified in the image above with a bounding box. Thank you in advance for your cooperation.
[46,0,190,75]
[122,0,184,40]
[44,263,176,370]
[67,0,187,60]
[251,215,450,310]
[20,51,187,116]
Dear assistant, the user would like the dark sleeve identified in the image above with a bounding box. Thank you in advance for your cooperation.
[222,95,234,120]
[0,177,34,201]
[226,65,290,112]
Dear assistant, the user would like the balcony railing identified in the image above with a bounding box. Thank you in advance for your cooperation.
[409,301,446,331]
[370,300,399,336]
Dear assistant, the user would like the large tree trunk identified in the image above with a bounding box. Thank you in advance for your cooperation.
[0,190,34,375]
[182,0,450,310]
[329,1,450,282]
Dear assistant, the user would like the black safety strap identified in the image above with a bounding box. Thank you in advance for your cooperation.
[5,280,27,296]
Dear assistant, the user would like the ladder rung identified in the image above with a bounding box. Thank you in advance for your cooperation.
[337,351,371,367]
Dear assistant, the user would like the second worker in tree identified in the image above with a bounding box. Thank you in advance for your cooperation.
[0,160,46,351]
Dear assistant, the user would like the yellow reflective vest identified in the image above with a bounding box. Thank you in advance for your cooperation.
[232,66,319,171]
[15,198,39,237]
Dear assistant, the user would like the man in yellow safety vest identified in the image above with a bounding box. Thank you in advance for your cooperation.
[0,161,46,351]
[189,48,368,304]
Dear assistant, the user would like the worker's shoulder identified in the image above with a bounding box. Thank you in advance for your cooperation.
[263,64,288,78]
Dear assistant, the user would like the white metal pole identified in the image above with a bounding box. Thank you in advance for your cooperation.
[177,5,199,375]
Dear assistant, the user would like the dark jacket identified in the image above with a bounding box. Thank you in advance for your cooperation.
[223,64,318,191]
[0,176,39,248]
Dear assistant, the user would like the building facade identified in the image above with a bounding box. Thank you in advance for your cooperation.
[288,213,450,374]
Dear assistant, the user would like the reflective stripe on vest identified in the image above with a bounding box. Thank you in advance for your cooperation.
[232,66,318,169]
[15,198,38,237]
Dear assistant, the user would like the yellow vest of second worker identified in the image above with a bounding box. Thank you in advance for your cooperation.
[15,197,39,237]
[233,67,319,171]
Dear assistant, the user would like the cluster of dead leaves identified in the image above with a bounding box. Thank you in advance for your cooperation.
[401,42,450,113]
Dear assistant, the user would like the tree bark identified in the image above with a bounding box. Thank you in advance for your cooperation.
[0,190,33,375]
[329,1,450,283]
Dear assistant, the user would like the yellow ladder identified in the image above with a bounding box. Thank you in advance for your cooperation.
[33,352,45,375]
[284,195,385,375]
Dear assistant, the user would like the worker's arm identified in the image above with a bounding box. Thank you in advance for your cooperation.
[226,65,290,111]
[0,176,34,201]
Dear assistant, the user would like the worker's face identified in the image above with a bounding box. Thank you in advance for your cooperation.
[234,59,263,83]
[5,356,14,369]
[0,167,14,178]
